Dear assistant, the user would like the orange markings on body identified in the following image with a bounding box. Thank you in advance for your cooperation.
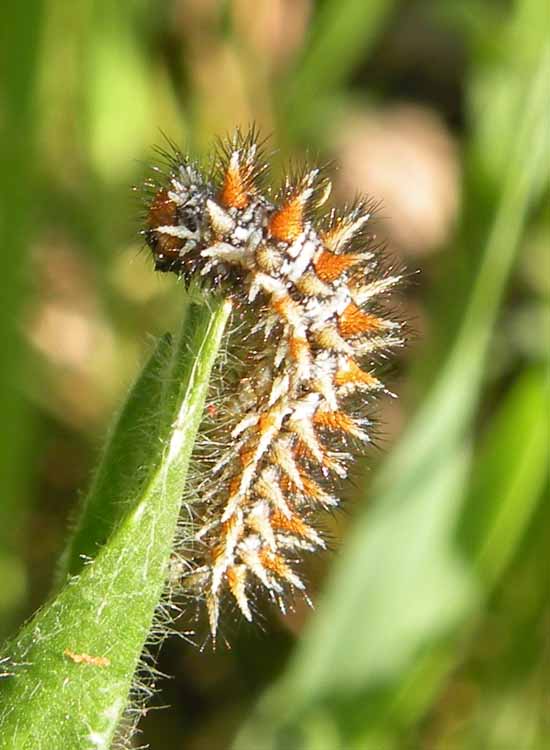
[226,565,238,588]
[222,513,239,536]
[271,294,292,318]
[280,470,323,505]
[295,468,336,504]
[294,439,319,461]
[299,473,327,502]
[282,434,332,475]
[239,446,256,468]
[210,543,226,564]
[322,453,344,475]
[64,649,110,668]
[289,335,310,362]
[147,189,184,253]
[272,294,303,327]
[313,250,361,283]
[277,474,294,495]
[259,411,277,435]
[271,509,311,539]
[314,410,357,434]
[338,303,383,338]
[269,195,305,242]
[334,358,379,388]
[225,565,250,619]
[259,550,290,578]
[229,474,243,497]
[226,566,245,598]
[220,163,250,209]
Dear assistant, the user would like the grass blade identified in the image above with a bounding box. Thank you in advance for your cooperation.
[279,0,396,138]
[0,0,45,635]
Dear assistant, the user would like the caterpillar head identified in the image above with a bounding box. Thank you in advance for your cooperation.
[144,130,268,287]
[145,162,213,278]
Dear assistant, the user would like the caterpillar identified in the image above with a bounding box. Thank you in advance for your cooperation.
[143,127,405,639]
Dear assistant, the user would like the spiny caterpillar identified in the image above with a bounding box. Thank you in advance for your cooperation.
[143,128,405,639]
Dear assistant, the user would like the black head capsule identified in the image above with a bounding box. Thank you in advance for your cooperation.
[146,189,186,273]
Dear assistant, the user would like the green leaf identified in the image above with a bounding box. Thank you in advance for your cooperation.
[0,298,231,750]
[58,330,175,581]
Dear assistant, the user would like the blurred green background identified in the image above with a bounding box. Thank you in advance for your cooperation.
[1,0,548,748]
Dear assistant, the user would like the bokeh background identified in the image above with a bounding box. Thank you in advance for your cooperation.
[1,0,548,748]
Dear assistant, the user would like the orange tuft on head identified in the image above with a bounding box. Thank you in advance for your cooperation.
[269,194,306,243]
[338,303,383,338]
[313,250,362,283]
[219,160,250,209]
